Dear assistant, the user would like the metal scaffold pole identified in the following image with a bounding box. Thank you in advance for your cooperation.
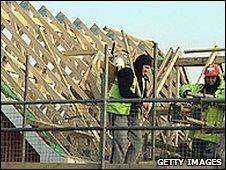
[99,45,108,169]
[22,55,29,162]
[151,42,158,161]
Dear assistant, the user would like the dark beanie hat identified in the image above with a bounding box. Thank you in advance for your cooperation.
[133,54,152,78]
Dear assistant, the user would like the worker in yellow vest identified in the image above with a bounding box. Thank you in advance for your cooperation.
[180,64,225,159]
[108,54,152,164]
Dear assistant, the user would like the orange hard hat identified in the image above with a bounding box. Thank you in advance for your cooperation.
[204,64,220,77]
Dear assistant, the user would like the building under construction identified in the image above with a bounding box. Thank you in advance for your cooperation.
[1,1,225,169]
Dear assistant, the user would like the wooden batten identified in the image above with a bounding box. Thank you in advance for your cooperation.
[1,0,225,163]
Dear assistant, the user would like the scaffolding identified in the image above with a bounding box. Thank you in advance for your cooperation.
[1,1,225,169]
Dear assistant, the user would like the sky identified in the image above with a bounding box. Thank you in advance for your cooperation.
[29,1,225,83]
[30,1,225,51]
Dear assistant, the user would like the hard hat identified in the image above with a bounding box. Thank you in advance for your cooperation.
[113,55,125,68]
[204,64,220,77]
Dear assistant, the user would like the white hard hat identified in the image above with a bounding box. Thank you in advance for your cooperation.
[113,56,125,68]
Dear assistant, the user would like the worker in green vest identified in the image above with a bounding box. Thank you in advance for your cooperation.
[108,54,152,164]
[180,64,225,158]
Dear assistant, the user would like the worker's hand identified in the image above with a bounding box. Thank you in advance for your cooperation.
[184,90,192,99]
[142,102,151,119]
[143,109,149,119]
[142,102,150,111]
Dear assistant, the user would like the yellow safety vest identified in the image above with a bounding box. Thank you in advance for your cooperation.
[182,78,225,143]
[189,106,224,143]
[107,78,137,116]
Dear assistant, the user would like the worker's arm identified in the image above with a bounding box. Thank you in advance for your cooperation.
[117,68,139,98]
[179,83,204,97]
[214,78,225,98]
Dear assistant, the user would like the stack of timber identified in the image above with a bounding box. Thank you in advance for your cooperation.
[1,1,225,162]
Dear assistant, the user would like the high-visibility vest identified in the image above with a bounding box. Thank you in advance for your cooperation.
[107,78,137,116]
[180,78,225,143]
[192,106,224,143]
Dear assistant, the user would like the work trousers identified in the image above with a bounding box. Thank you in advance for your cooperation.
[110,112,143,164]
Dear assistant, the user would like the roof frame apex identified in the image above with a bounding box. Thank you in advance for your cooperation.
[55,12,65,24]
[38,5,47,17]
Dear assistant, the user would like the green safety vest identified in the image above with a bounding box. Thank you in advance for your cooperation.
[107,83,131,116]
[192,106,224,143]
[179,77,225,143]
[107,78,137,116]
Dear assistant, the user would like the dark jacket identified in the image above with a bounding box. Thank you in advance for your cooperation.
[117,68,148,99]
[116,54,152,114]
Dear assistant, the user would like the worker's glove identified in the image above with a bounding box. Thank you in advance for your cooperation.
[184,90,192,98]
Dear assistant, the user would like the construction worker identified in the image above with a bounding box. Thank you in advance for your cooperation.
[179,64,225,159]
[107,54,152,164]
